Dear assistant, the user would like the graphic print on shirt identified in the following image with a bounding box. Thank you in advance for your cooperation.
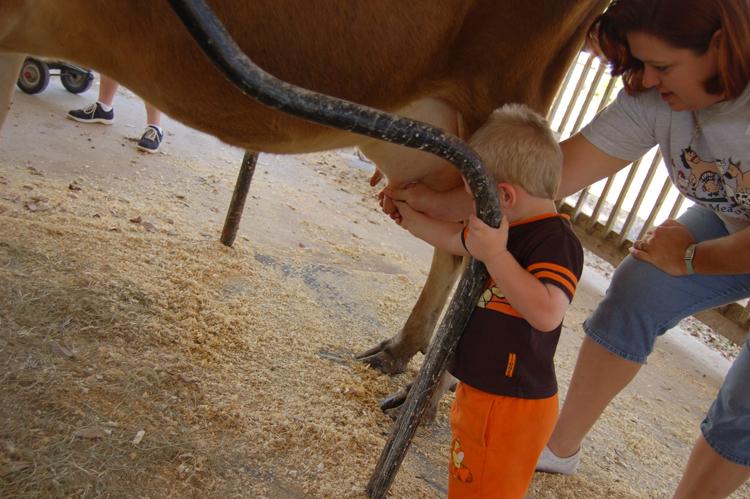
[449,438,473,483]
[675,147,750,216]
[677,148,725,200]
[477,262,578,319]
[476,281,523,319]
[722,158,750,209]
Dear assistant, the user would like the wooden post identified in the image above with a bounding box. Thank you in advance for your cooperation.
[220,150,258,247]
[366,258,489,498]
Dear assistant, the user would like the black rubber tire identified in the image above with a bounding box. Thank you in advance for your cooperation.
[61,71,94,94]
[17,58,50,94]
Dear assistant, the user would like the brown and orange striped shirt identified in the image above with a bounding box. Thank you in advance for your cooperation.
[448,214,583,399]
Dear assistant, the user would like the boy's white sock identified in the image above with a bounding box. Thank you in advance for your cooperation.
[535,445,581,475]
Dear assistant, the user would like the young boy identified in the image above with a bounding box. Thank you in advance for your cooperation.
[391,104,583,498]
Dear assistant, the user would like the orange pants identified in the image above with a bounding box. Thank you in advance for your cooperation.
[448,382,558,499]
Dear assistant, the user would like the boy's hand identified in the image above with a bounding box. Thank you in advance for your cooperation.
[465,214,509,263]
[378,190,400,220]
[392,200,417,229]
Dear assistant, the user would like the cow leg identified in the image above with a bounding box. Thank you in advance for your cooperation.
[357,248,464,374]
[355,97,466,374]
[380,371,458,424]
[220,150,258,247]
[0,54,24,133]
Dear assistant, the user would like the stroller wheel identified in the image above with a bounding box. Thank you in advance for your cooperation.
[61,71,94,94]
[17,57,50,94]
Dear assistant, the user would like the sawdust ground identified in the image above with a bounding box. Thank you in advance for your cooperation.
[0,79,748,498]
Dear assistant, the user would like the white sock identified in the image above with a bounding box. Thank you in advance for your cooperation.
[146,125,162,134]
[96,101,113,112]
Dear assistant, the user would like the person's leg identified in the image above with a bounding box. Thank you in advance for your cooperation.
[673,333,750,497]
[448,383,485,499]
[137,103,164,153]
[546,336,642,459]
[96,75,119,107]
[672,436,750,499]
[145,103,161,128]
[481,393,558,498]
[540,205,750,473]
[67,75,118,124]
[449,383,558,499]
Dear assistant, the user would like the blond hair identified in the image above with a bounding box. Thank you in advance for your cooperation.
[469,103,562,200]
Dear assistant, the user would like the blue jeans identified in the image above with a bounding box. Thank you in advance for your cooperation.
[703,333,750,466]
[584,204,750,466]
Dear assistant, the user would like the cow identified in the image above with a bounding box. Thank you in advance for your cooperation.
[0,0,608,418]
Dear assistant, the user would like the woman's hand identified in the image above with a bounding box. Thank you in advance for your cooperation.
[380,183,474,222]
[629,219,696,275]
[378,182,443,223]
[379,183,440,216]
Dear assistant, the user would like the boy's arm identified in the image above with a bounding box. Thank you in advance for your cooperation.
[465,215,570,332]
[485,254,571,332]
[393,200,469,256]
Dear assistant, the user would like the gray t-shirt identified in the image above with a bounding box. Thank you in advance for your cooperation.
[582,85,750,234]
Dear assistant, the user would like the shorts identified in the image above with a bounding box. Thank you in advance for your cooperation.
[584,204,750,466]
[702,333,750,466]
[448,382,558,499]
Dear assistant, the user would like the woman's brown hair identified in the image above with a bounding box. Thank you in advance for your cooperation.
[587,0,750,99]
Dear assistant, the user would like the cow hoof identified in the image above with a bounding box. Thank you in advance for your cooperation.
[380,393,439,425]
[355,339,412,375]
[379,373,457,424]
[379,387,409,412]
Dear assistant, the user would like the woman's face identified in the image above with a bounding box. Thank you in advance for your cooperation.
[626,31,725,112]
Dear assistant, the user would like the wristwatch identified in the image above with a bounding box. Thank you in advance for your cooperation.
[683,243,698,274]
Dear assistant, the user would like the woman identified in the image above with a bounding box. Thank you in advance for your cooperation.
[381,0,750,497]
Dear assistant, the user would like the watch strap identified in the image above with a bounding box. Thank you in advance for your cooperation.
[684,243,698,274]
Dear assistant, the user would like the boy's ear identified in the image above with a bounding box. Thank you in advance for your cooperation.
[457,112,469,141]
[497,182,516,208]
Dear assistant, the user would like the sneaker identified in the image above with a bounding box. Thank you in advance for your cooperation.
[535,446,581,475]
[136,126,163,154]
[67,102,114,124]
